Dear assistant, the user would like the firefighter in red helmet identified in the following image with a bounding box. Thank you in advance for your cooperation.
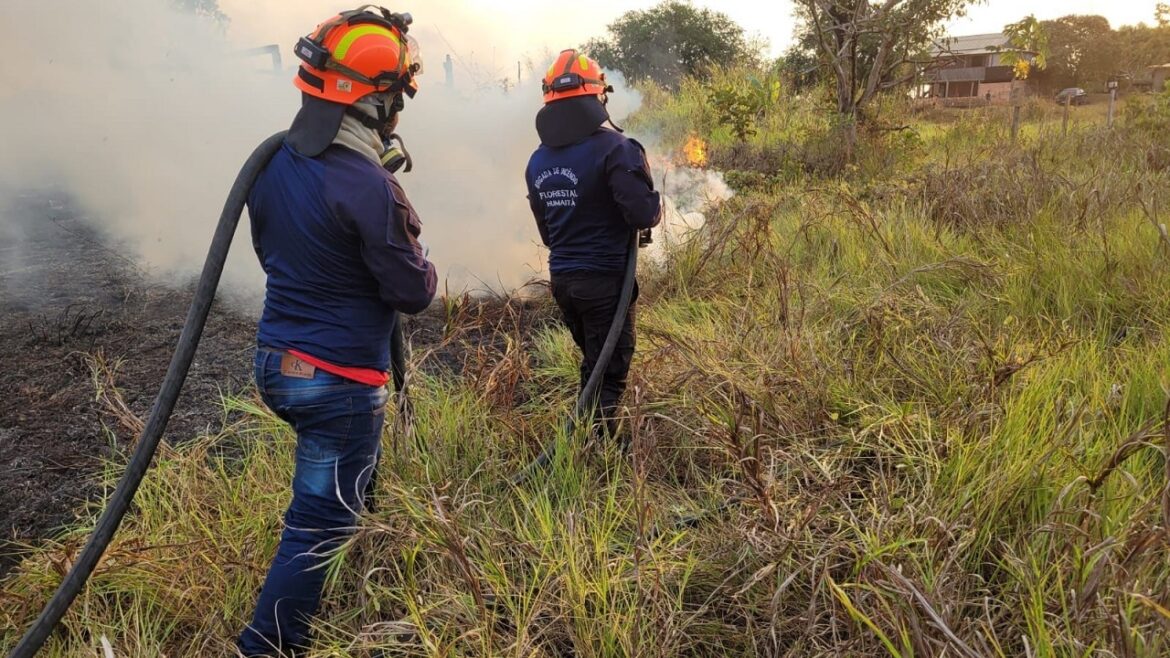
[238,7,435,656]
[524,50,662,441]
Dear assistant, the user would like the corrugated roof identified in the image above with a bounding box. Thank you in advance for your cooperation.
[931,33,1011,56]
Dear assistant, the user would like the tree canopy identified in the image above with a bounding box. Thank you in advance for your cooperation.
[794,0,975,118]
[582,1,759,88]
[1015,14,1170,91]
[999,15,1050,79]
[1030,15,1114,91]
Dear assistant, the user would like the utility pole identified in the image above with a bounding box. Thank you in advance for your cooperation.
[444,54,454,89]
[517,61,522,87]
[1107,79,1119,129]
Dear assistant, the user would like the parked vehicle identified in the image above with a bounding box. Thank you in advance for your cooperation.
[1055,88,1089,105]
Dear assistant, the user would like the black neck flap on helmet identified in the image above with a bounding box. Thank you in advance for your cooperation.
[290,6,421,160]
[536,52,625,147]
[537,85,625,147]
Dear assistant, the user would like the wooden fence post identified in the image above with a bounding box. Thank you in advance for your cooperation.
[1010,86,1024,142]
[1107,80,1119,129]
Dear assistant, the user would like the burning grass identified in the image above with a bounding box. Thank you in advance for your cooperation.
[4,92,1170,657]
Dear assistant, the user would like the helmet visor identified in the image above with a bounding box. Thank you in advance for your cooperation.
[407,35,424,76]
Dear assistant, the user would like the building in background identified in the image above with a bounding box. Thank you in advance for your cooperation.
[920,33,1031,107]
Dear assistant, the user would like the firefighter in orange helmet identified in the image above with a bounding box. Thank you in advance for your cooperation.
[525,50,661,441]
[238,7,435,656]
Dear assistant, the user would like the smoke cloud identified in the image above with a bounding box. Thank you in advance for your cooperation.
[0,0,723,303]
[645,158,734,264]
[0,0,294,300]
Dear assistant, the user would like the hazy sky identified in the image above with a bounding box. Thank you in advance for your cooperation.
[221,0,1163,70]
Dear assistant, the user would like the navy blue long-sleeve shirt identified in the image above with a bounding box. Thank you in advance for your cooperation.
[525,128,661,273]
[249,141,436,371]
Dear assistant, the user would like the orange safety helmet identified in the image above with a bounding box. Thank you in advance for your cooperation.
[542,49,612,105]
[293,5,421,106]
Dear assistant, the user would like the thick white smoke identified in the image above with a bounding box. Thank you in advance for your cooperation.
[403,73,643,290]
[646,156,733,264]
[0,0,722,301]
[0,0,295,299]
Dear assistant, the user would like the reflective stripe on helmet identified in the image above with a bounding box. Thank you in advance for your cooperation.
[542,50,603,95]
[294,6,420,105]
[334,24,400,60]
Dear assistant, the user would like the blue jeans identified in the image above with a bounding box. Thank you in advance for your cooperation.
[238,348,388,657]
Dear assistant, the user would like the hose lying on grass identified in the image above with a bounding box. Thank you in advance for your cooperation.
[10,131,630,656]
[9,132,306,658]
[508,231,640,487]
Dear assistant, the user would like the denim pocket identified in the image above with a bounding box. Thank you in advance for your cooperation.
[288,397,355,463]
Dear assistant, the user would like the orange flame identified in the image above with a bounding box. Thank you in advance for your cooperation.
[683,135,707,168]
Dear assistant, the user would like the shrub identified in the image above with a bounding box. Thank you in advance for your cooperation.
[705,70,782,141]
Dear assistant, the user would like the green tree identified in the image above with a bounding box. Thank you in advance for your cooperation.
[1158,3,1169,28]
[778,42,822,92]
[1030,15,1116,91]
[794,0,976,150]
[582,1,759,88]
[1114,22,1170,81]
[998,14,1049,79]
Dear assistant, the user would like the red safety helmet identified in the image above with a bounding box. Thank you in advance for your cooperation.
[293,5,421,105]
[288,6,422,157]
[542,49,612,105]
[536,49,617,147]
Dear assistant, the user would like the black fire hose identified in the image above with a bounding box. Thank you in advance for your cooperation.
[390,316,407,395]
[365,316,408,509]
[10,123,629,652]
[390,313,409,419]
[8,131,289,658]
[509,231,640,486]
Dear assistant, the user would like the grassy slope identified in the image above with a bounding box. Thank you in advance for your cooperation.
[3,83,1170,656]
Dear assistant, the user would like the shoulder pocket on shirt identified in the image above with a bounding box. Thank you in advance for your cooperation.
[386,178,423,242]
[619,139,656,191]
[393,198,422,240]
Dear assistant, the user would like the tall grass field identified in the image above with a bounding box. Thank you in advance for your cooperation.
[4,71,1170,656]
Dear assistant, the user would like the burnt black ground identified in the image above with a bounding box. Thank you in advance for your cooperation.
[0,192,257,576]
[0,191,553,579]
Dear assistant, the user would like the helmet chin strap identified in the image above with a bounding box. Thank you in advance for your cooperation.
[345,92,412,173]
[602,93,624,133]
[346,92,403,132]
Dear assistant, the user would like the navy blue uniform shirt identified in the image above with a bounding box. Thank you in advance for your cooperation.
[525,128,661,273]
[249,141,437,372]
